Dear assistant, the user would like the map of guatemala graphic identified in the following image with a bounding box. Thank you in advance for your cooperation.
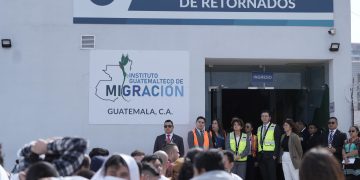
[95,54,133,102]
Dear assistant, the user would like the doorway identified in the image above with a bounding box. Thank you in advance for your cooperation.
[205,64,329,132]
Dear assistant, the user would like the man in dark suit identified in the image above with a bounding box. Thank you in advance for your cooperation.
[187,116,213,150]
[257,110,281,180]
[153,119,184,157]
[321,117,346,162]
[296,120,310,152]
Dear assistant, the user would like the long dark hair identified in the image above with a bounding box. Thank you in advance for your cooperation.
[209,119,226,142]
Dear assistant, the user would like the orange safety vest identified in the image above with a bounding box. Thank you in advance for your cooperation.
[192,129,210,150]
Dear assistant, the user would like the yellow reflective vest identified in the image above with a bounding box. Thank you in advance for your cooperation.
[230,132,247,161]
[257,123,276,152]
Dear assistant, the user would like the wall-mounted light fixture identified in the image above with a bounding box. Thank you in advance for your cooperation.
[328,28,336,35]
[1,39,11,48]
[329,43,340,52]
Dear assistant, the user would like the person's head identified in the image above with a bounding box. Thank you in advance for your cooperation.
[299,148,345,180]
[76,169,95,179]
[104,154,130,180]
[222,150,235,172]
[90,155,106,172]
[185,148,203,163]
[245,122,254,134]
[153,151,168,175]
[172,158,185,180]
[211,119,222,133]
[296,120,306,130]
[348,126,360,138]
[308,123,318,135]
[164,120,174,134]
[195,116,206,130]
[141,155,162,174]
[26,161,59,180]
[328,117,338,130]
[283,119,298,134]
[193,150,224,176]
[131,150,145,162]
[89,147,109,159]
[163,143,180,163]
[231,117,244,132]
[261,110,271,124]
[140,163,160,180]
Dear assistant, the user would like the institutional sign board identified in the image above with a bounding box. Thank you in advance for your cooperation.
[89,50,190,124]
[74,0,334,26]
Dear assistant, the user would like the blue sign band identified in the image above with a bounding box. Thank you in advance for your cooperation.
[73,18,334,27]
[128,0,333,13]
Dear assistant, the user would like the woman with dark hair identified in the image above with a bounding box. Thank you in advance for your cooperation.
[209,119,226,150]
[342,126,360,179]
[300,148,345,180]
[225,117,250,179]
[280,119,303,180]
[177,148,203,180]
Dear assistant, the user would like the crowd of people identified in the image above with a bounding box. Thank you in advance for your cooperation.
[0,110,360,180]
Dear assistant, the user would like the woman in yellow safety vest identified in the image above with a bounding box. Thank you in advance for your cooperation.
[225,117,250,179]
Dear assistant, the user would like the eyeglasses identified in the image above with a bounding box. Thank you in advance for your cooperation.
[349,130,356,133]
[164,125,173,128]
[197,121,205,124]
[328,122,336,125]
[245,126,251,128]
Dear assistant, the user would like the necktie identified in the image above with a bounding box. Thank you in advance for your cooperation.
[328,130,334,145]
[200,130,204,137]
[166,134,171,144]
[262,125,267,139]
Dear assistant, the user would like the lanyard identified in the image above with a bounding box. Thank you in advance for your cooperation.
[234,132,242,155]
[260,123,272,148]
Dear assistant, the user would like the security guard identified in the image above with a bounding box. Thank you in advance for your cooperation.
[257,110,281,180]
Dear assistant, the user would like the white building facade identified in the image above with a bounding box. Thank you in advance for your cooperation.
[0,0,352,169]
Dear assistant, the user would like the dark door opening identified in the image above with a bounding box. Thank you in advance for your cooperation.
[218,89,329,132]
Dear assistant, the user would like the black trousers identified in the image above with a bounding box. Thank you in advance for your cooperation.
[245,155,257,180]
[258,152,277,180]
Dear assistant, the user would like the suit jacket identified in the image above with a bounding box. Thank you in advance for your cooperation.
[306,133,321,150]
[299,127,310,152]
[320,129,346,162]
[187,129,213,149]
[153,134,185,157]
[280,133,303,169]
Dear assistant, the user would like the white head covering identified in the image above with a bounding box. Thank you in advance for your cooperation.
[91,154,139,180]
[0,165,9,180]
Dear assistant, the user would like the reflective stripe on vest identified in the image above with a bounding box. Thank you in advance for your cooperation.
[192,129,210,150]
[257,124,276,152]
[230,132,248,161]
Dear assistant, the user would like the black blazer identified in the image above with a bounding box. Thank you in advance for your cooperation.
[153,134,185,157]
[320,129,346,162]
[299,128,310,152]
